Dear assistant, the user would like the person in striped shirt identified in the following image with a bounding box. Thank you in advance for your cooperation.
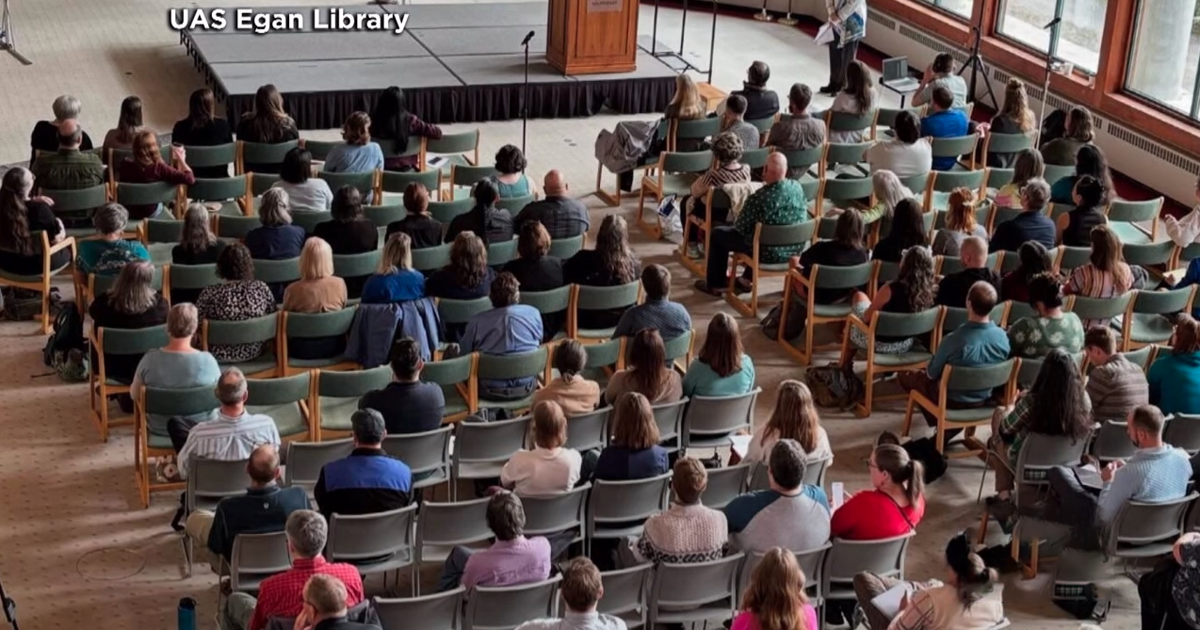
[173,366,281,480]
[1083,326,1149,423]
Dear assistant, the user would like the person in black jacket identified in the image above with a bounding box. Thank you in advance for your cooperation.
[725,61,780,121]
[171,88,234,178]
[386,182,443,249]
[313,409,412,520]
[444,179,513,244]
[28,94,95,168]
[989,178,1056,253]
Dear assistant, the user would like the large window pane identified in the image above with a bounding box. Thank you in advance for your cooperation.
[996,0,1103,74]
[1126,0,1200,118]
[916,0,972,19]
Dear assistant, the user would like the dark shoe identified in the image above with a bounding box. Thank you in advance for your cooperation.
[733,278,753,295]
[170,506,186,532]
[693,280,726,296]
[986,496,1017,523]
[817,84,838,95]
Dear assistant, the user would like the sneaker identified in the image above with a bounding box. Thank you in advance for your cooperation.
[686,244,703,259]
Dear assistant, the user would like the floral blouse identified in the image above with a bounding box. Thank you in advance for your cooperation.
[1006,313,1085,359]
[196,280,277,363]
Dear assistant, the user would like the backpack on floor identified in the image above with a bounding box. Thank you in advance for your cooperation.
[805,363,864,411]
[42,303,89,382]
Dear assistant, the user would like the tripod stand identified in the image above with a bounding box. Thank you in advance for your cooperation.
[0,572,18,630]
[0,0,31,66]
[958,15,996,112]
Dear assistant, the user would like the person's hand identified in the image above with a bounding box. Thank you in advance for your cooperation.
[293,604,315,630]
[1175,532,1200,564]
[171,144,186,161]
[1100,460,1123,483]
[975,122,991,136]
[30,195,54,207]
[897,591,911,612]
[921,64,934,83]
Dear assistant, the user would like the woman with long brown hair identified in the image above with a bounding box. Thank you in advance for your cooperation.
[89,261,169,382]
[683,313,755,397]
[606,329,682,404]
[1065,224,1135,327]
[594,391,669,480]
[829,60,876,143]
[171,88,234,178]
[564,214,640,330]
[103,96,144,152]
[987,78,1036,168]
[1041,105,1095,166]
[931,187,987,256]
[1147,314,1200,415]
[0,167,68,276]
[236,84,299,173]
[117,130,195,219]
[733,548,817,630]
[371,86,444,172]
[745,380,830,465]
[426,230,495,301]
[841,245,937,366]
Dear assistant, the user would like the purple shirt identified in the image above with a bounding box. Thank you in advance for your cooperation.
[462,535,552,590]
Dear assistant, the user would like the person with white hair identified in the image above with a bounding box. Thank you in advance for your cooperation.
[28,94,95,167]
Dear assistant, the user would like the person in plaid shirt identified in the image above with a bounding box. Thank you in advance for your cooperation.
[223,510,364,630]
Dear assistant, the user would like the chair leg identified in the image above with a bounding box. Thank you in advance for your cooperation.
[976,510,990,545]
[935,416,946,454]
[901,397,915,438]
[98,389,110,442]
[39,286,51,335]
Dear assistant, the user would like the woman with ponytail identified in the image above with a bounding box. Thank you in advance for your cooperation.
[830,443,925,540]
[733,547,817,630]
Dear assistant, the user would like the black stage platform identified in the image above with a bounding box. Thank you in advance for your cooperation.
[180,2,680,130]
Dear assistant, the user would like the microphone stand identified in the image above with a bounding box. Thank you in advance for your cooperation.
[1035,19,1062,147]
[521,31,534,156]
[778,0,798,26]
[0,0,32,65]
[753,0,774,22]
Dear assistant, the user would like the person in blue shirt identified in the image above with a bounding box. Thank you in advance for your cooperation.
[458,272,543,402]
[612,264,691,341]
[989,178,1057,253]
[919,86,969,171]
[361,232,425,304]
[1171,257,1200,320]
[723,439,830,554]
[1147,314,1200,415]
[313,408,412,519]
[322,111,385,202]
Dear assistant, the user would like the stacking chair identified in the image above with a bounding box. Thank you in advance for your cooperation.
[448,164,499,200]
[1121,343,1156,372]
[201,313,279,377]
[669,116,722,152]
[521,484,590,550]
[414,498,492,594]
[683,389,760,453]
[425,130,481,173]
[582,338,623,387]
[930,135,981,172]
[236,140,300,175]
[374,588,465,630]
[284,439,354,498]
[428,198,474,225]
[253,257,302,297]
[115,181,179,226]
[520,286,571,342]
[822,534,913,614]
[135,384,220,508]
[437,298,491,344]
[548,234,584,260]
[364,203,407,233]
[844,307,943,417]
[89,325,168,441]
[278,307,358,375]
[637,150,713,237]
[379,170,441,202]
[902,358,1020,457]
[813,175,873,217]
[303,140,339,162]
[181,142,236,179]
[464,576,562,630]
[1066,293,1134,330]
[228,531,291,594]
[312,366,392,441]
[0,233,76,333]
[662,329,694,372]
[143,217,185,244]
[485,239,518,267]
[1123,240,1176,280]
[450,416,531,500]
[595,118,668,207]
[1107,494,1198,572]
[745,115,777,143]
[290,211,332,235]
[927,169,987,213]
[41,185,108,237]
[774,145,824,182]
[382,425,454,494]
[984,167,1014,198]
[650,398,689,454]
[163,263,220,305]
[680,186,731,278]
[778,263,875,365]
[475,346,549,414]
[741,147,772,171]
[328,504,419,594]
[981,132,1034,165]
[320,171,379,200]
[182,175,249,217]
[939,303,1008,335]
[412,243,452,272]
[497,195,535,214]
[700,464,751,509]
[215,214,263,240]
[1053,246,1090,274]
[246,371,314,442]
[1106,197,1163,245]
[1164,414,1200,455]
[726,221,816,317]
[826,111,878,142]
[872,107,923,135]
[1091,420,1137,463]
[569,281,642,341]
[1042,163,1074,186]
[597,564,653,630]
[421,353,478,423]
[184,457,251,575]
[585,473,671,557]
[566,407,610,452]
[647,554,744,629]
[1122,287,1196,350]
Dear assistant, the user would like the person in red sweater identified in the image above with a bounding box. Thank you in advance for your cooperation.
[117,130,195,219]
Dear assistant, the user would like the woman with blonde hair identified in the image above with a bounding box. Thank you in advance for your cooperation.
[993,148,1044,210]
[89,261,169,383]
[666,73,705,121]
[987,79,1036,168]
[118,130,195,219]
[1065,224,1135,327]
[501,400,583,495]
[282,237,348,359]
[744,380,831,465]
[733,547,817,630]
[103,95,144,152]
[841,170,912,225]
[606,329,682,404]
[322,112,385,202]
[683,313,755,397]
[361,232,425,304]
[932,187,988,256]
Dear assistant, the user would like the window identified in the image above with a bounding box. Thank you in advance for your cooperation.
[1126,0,1200,119]
[995,0,1103,74]
[915,0,972,19]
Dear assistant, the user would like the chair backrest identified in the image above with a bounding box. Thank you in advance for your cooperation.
[239,140,301,173]
[757,221,817,249]
[327,504,418,564]
[96,325,169,358]
[1090,420,1137,462]
[290,211,332,235]
[660,150,715,174]
[204,312,278,349]
[454,415,531,466]
[1122,241,1175,268]
[284,306,358,340]
[826,110,877,134]
[1132,287,1195,315]
[1015,352,1082,389]
[520,285,571,316]
[416,498,493,548]
[548,235,584,260]
[333,250,383,279]
[597,564,653,629]
[940,304,1006,333]
[380,170,441,196]
[672,117,721,143]
[819,177,873,203]
[486,239,518,267]
[476,346,549,382]
[41,185,108,213]
[775,146,823,175]
[1164,414,1200,455]
[649,398,689,450]
[421,354,476,389]
[364,204,406,229]
[438,297,492,325]
[374,588,465,630]
[1067,293,1133,321]
[183,143,237,169]
[1109,493,1198,554]
[803,455,833,488]
[930,168,986,192]
[425,130,480,161]
[145,218,185,243]
[649,554,744,624]
[809,262,874,290]
[186,457,250,512]
[521,483,590,537]
[317,365,393,398]
[566,406,610,452]
[872,307,942,339]
[429,198,474,224]
[186,176,249,205]
[984,132,1034,156]
[929,135,979,165]
[253,257,301,285]
[250,173,282,196]
[497,195,535,213]
[143,383,221,419]
[986,167,1014,190]
[584,338,622,372]
[216,215,263,240]
[1054,246,1091,273]
[741,147,771,170]
[945,359,1017,394]
[381,425,453,479]
[587,474,671,532]
[304,140,339,161]
[824,533,914,585]
[464,576,562,630]
[451,164,500,189]
[412,243,452,271]
[1015,432,1091,483]
[574,281,641,312]
[284,439,355,490]
[683,389,760,450]
[1123,344,1156,371]
[229,531,292,592]
[1107,197,1163,223]
[116,179,179,208]
[320,171,377,198]
[701,464,751,509]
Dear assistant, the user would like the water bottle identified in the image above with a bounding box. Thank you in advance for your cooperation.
[178,597,197,630]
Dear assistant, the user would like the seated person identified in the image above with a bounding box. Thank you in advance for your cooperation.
[1137,532,1200,630]
[361,232,424,304]
[913,53,969,109]
[1040,106,1095,166]
[830,444,926,541]
[438,491,551,591]
[290,575,374,630]
[385,182,443,249]
[314,409,411,518]
[1064,224,1137,328]
[501,401,583,495]
[563,215,640,331]
[827,61,876,144]
[501,221,565,339]
[426,231,497,301]
[75,203,150,278]
[1165,173,1200,248]
[512,170,590,239]
[0,167,69,276]
[846,170,913,230]
[919,87,969,171]
[533,340,600,417]
[993,148,1044,210]
[118,131,196,219]
[614,264,690,340]
[766,83,826,178]
[606,329,682,405]
[934,236,1001,308]
[313,186,377,297]
[684,132,751,256]
[795,209,869,306]
[458,272,542,402]
[171,203,226,271]
[594,392,670,481]
[1084,326,1149,423]
[130,303,222,439]
[514,558,626,630]
[486,144,538,199]
[723,61,781,121]
[625,457,727,565]
[1147,315,1200,416]
[196,243,277,364]
[931,188,988,257]
[743,380,832,465]
[106,97,147,153]
[989,178,1056,253]
[371,85,443,173]
[322,112,385,184]
[281,237,348,360]
[870,198,928,264]
[724,440,830,554]
[245,188,306,261]
[31,119,104,191]
[1056,175,1108,247]
[1000,240,1053,303]
[840,246,937,367]
[359,338,445,435]
[88,261,170,383]
[865,111,932,178]
[235,85,300,174]
[735,548,819,630]
[445,179,513,245]
[171,368,282,475]
[1007,273,1085,358]
[28,95,95,167]
[682,313,755,397]
[273,148,333,214]
[717,94,762,152]
[1050,144,1114,206]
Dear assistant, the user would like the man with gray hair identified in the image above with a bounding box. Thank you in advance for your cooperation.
[296,574,378,630]
[173,366,281,479]
[29,94,96,167]
[226,509,365,630]
[314,408,412,518]
[989,177,1056,253]
[30,117,105,191]
[722,439,830,554]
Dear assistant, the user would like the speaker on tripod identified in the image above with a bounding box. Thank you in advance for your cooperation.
[0,0,31,65]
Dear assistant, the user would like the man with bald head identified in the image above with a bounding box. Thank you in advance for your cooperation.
[31,118,105,190]
[513,170,590,238]
[934,236,1001,308]
[696,152,809,295]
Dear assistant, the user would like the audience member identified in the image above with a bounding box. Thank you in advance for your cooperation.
[626,457,727,565]
[606,329,682,404]
[851,170,912,227]
[171,367,282,477]
[993,148,1044,210]
[743,380,832,465]
[361,232,425,304]
[987,78,1036,168]
[32,119,105,191]
[514,557,626,630]
[501,401,583,495]
[766,84,826,178]
[359,338,445,434]
[533,340,601,417]
[830,444,925,540]
[1165,173,1200,248]
[564,215,640,330]
[131,304,222,438]
[1148,315,1200,415]
[593,392,669,481]
[370,86,443,172]
[932,188,988,256]
[117,130,195,219]
[920,87,969,171]
[1138,532,1200,630]
[1000,240,1053,303]
[245,188,306,264]
[666,73,706,122]
[864,111,932,177]
[236,84,300,173]
[613,264,690,340]
[1084,326,1149,422]
[438,491,551,591]
[282,238,348,360]
[513,170,590,238]
[501,220,565,293]
[733,547,819,630]
[1050,144,1114,206]
[28,94,95,167]
[989,178,1055,252]
[1056,175,1108,247]
[292,574,376,630]
[171,88,234,178]
[913,53,969,109]
[1007,273,1085,358]
[385,182,442,249]
[1040,106,1095,166]
[74,202,150,278]
[720,95,762,151]
[103,97,145,155]
[682,313,755,397]
[685,132,751,256]
[1065,224,1135,327]
[487,144,538,199]
[88,261,170,382]
[828,60,876,143]
[796,209,870,304]
[426,231,496,301]
[196,242,277,363]
[870,197,928,263]
[274,148,334,213]
[313,186,377,296]
[724,440,830,553]
[459,272,542,401]
[0,167,69,276]
[172,203,226,270]
[841,245,936,365]
[727,61,781,121]
[322,112,385,191]
[314,409,411,518]
[935,237,1001,308]
[445,179,513,244]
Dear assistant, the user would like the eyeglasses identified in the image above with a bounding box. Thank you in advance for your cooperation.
[861,457,879,471]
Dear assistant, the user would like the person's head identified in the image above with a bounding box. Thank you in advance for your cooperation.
[131,130,161,166]
[299,237,334,281]
[57,119,83,149]
[473,178,499,209]
[116,96,143,142]
[187,88,216,127]
[351,408,386,448]
[532,401,568,450]
[303,574,349,622]
[1066,106,1095,143]
[710,132,745,166]
[553,339,587,382]
[1074,145,1113,198]
[699,312,744,378]
[253,84,288,120]
[373,86,406,120]
[893,110,921,144]
[1012,148,1045,187]
[389,337,424,382]
[1172,314,1200,355]
[0,168,34,254]
[870,443,925,505]
[943,535,997,606]
[331,186,363,223]
[740,547,810,630]
[1027,348,1091,438]
[1088,225,1130,288]
[764,380,821,453]
[671,456,708,505]
[486,491,526,541]
[403,182,430,216]
[215,367,249,408]
[1084,325,1117,366]
[543,170,567,197]
[370,230,407,274]
[871,170,913,214]
[670,74,703,118]
[1071,175,1105,210]
[179,202,217,253]
[341,111,371,145]
[1128,404,1166,448]
[834,208,865,249]
[1000,78,1034,132]
[725,94,748,123]
[560,557,605,613]
[787,83,812,116]
[931,86,954,112]
[610,392,660,450]
[280,147,313,184]
[51,94,82,122]
[371,86,411,153]
[258,188,292,227]
[959,236,988,270]
[247,443,281,486]
[167,303,200,342]
[932,52,955,74]
[108,261,157,314]
[966,280,997,319]
[767,439,807,492]
[1019,178,1050,213]
[1016,240,1052,281]
[1027,272,1065,314]
[889,198,929,249]
[641,264,671,301]
[449,231,488,287]
[494,144,527,175]
[896,245,937,311]
[93,202,129,237]
[217,241,255,282]
[596,214,639,284]
[518,221,552,260]
[746,61,770,88]
[844,61,874,112]
[489,271,520,308]
[945,187,978,235]
[763,153,787,184]
[628,329,669,398]
[285,509,329,560]
[1,166,32,200]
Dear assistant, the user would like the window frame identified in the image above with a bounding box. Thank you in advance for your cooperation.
[912,0,973,20]
[1122,0,1200,120]
[993,0,1099,76]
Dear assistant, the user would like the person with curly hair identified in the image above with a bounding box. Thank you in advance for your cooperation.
[685,131,751,258]
[486,144,538,199]
[196,242,277,363]
[987,78,1036,168]
[840,245,937,366]
[1006,272,1085,359]
[564,215,640,330]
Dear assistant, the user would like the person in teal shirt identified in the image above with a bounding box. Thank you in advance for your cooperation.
[682,313,756,397]
[1147,314,1200,415]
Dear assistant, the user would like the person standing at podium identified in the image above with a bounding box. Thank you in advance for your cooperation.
[820,0,867,96]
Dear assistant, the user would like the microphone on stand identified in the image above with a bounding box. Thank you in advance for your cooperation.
[1042,17,1062,30]
[521,31,536,156]
[522,30,536,46]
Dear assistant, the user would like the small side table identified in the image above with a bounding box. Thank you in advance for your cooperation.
[697,82,728,113]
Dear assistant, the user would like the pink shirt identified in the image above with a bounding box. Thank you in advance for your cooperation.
[731,606,819,630]
[461,535,551,590]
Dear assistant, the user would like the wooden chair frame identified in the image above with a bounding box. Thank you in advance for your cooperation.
[842,307,945,418]
[0,233,76,334]
[901,360,1021,458]
[777,264,876,366]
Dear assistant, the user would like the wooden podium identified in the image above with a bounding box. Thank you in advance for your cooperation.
[546,0,639,75]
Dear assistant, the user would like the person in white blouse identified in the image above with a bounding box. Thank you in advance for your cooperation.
[864,111,932,178]
[828,60,878,143]
[741,380,832,465]
[1165,173,1200,247]
[501,401,582,496]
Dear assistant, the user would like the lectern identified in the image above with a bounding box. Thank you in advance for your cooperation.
[546,0,639,75]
